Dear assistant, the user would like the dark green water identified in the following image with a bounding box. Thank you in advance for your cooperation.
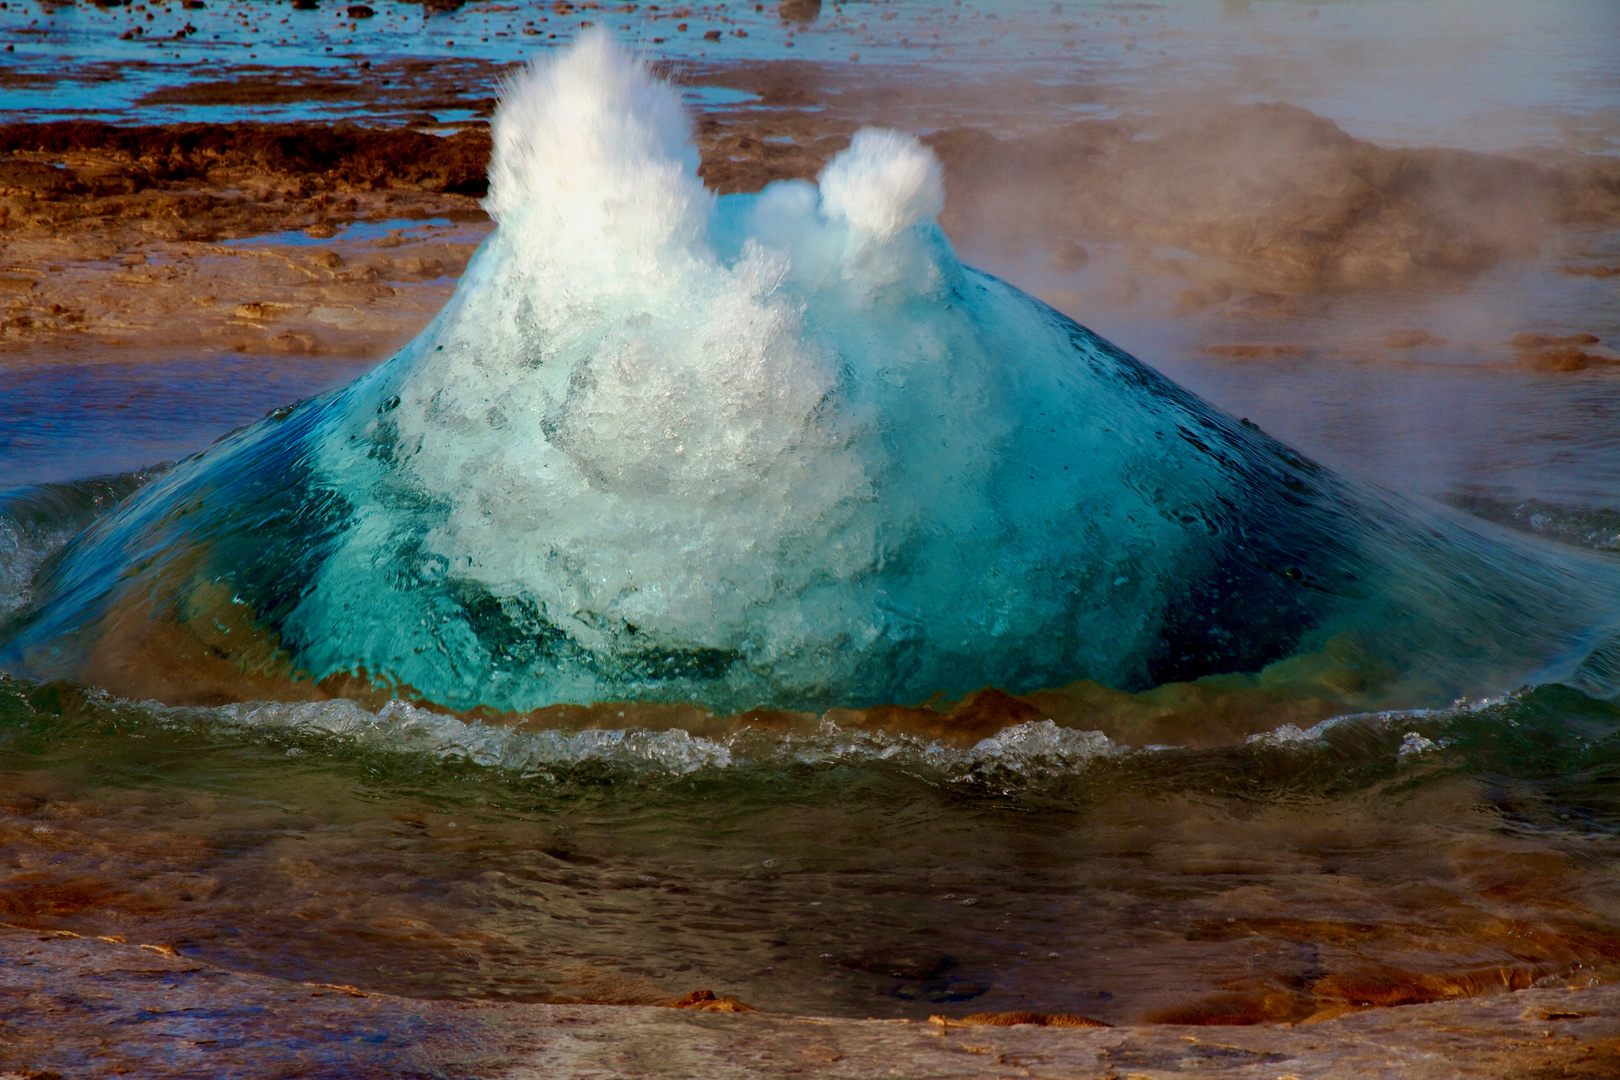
[7,673,1620,1023]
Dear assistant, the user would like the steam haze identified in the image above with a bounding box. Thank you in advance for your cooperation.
[688,0,1620,515]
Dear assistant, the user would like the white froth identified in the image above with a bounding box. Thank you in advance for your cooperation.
[0,517,81,624]
[205,698,735,776]
[481,30,705,252]
[179,698,1120,783]
[817,127,945,241]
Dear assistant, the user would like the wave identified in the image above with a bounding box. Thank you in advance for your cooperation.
[7,673,1615,822]
[0,468,166,624]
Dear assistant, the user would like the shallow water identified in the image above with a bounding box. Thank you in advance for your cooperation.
[3,0,1620,1031]
[0,354,376,486]
[2,0,1616,150]
[6,677,1620,1022]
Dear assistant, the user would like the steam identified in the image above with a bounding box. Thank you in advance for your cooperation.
[933,101,1616,296]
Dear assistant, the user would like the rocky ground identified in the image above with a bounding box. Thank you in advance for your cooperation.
[0,119,491,363]
[2,923,1619,1078]
[2,58,1616,368]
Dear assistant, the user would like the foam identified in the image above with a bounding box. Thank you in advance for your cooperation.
[203,698,736,776]
[0,517,64,624]
[164,695,1123,783]
[481,32,706,251]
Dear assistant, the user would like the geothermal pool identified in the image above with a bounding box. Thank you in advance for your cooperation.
[3,0,1620,1041]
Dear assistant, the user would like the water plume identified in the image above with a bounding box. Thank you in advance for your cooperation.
[1,33,1617,720]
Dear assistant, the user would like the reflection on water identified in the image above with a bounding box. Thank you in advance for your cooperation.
[0,355,375,487]
[2,0,1616,153]
[220,218,461,248]
[4,678,1620,1022]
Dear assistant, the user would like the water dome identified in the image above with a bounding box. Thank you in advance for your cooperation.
[3,34,1615,716]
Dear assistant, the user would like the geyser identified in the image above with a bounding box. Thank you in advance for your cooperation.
[2,34,1616,715]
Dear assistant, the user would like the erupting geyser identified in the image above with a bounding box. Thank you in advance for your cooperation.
[3,34,1617,715]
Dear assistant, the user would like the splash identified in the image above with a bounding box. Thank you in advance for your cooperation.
[146,696,1123,783]
[0,471,164,623]
[1,34,1617,717]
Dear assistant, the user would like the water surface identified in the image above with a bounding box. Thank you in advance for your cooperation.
[3,0,1620,1029]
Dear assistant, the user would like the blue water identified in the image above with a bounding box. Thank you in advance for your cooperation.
[1,0,1615,154]
[219,217,458,247]
[0,354,376,487]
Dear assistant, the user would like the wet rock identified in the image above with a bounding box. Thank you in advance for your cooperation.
[268,330,320,354]
[2,926,1617,1078]
[1202,344,1304,359]
[1314,964,1539,1008]
[1383,329,1446,348]
[1049,241,1089,271]
[387,254,445,277]
[1522,347,1594,372]
[1509,333,1615,371]
[0,120,494,201]
[232,301,299,321]
[1102,1038,1292,1069]
[664,989,757,1012]
[1144,989,1318,1025]
[1518,347,1620,372]
[0,159,70,196]
[942,1011,1111,1028]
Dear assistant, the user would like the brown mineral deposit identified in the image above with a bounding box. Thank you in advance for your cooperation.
[939,1011,1112,1028]
[1382,329,1446,348]
[665,989,760,1012]
[1202,343,1306,359]
[1511,333,1602,348]
[2,925,1618,1078]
